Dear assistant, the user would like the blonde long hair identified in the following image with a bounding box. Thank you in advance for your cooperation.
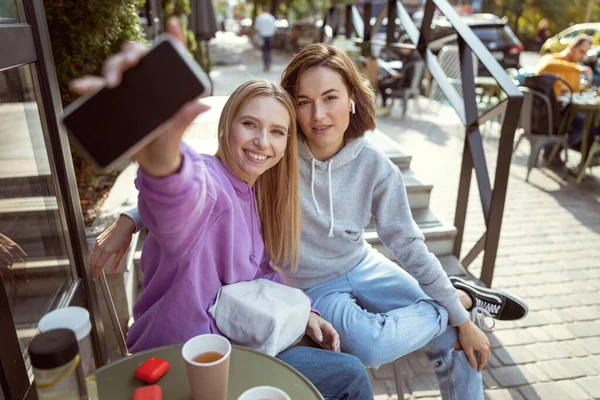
[214,80,300,269]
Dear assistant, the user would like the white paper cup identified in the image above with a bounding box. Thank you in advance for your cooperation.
[237,386,291,400]
[182,334,232,400]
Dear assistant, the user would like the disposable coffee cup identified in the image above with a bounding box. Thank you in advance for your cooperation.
[237,386,291,400]
[182,334,231,400]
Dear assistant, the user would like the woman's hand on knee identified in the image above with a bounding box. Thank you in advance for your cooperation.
[457,320,490,372]
[90,216,136,280]
[305,313,341,353]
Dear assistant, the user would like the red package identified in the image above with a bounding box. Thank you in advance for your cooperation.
[132,384,162,400]
[134,357,170,384]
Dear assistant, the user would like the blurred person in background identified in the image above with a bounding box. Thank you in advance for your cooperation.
[537,34,593,95]
[254,7,276,71]
[536,34,597,164]
[534,19,550,52]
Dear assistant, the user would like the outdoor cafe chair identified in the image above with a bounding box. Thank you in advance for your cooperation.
[513,86,569,181]
[513,74,574,181]
[379,59,426,118]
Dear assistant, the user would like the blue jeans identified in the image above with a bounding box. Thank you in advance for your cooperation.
[276,346,373,400]
[305,249,483,400]
[262,36,273,70]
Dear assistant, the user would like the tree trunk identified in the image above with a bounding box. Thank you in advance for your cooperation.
[513,10,523,36]
[585,0,594,22]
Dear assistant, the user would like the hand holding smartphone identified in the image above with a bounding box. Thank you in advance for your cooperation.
[63,32,211,173]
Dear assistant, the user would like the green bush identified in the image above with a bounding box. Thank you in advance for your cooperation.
[45,1,209,201]
[45,0,146,107]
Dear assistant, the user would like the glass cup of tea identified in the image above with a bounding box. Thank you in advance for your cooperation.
[237,386,291,400]
[182,334,232,400]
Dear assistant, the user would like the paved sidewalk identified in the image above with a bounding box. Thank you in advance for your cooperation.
[208,34,600,399]
[208,32,289,95]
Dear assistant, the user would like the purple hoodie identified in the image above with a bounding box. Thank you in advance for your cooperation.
[126,143,285,353]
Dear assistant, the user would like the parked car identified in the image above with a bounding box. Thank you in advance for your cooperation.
[407,13,523,75]
[540,23,600,55]
[238,18,252,36]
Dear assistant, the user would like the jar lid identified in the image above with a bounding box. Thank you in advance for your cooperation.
[39,307,92,341]
[29,329,79,369]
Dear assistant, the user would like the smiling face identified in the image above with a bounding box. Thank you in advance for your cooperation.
[295,66,353,161]
[229,95,290,185]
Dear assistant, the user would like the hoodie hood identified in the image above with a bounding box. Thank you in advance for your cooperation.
[297,136,366,170]
[212,157,253,200]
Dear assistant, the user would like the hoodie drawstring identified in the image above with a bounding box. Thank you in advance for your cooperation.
[249,187,258,268]
[327,160,335,238]
[311,159,335,238]
[311,159,321,213]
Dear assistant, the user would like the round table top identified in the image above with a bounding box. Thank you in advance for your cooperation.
[563,94,600,111]
[97,344,323,400]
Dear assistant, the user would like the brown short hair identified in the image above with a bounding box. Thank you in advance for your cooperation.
[281,43,376,140]
[570,34,593,50]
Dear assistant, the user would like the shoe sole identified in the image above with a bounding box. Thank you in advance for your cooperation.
[450,276,529,321]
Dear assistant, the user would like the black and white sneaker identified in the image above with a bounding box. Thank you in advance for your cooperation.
[449,276,528,321]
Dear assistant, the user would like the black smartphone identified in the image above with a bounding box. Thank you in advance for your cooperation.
[62,35,211,171]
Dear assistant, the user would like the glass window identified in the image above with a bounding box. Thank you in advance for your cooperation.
[0,0,14,20]
[563,29,581,39]
[0,64,76,378]
[472,26,517,46]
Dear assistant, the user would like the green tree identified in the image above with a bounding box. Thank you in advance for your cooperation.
[45,0,146,215]
[484,0,600,44]
[161,0,211,72]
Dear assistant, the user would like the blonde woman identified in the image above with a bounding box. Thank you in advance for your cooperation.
[78,21,373,400]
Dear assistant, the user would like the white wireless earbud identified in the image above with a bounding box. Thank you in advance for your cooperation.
[350,99,356,114]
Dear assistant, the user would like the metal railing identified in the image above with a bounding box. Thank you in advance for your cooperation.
[321,0,523,287]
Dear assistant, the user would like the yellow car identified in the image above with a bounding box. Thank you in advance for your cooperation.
[540,23,600,55]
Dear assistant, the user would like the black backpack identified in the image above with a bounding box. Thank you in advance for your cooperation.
[522,74,573,136]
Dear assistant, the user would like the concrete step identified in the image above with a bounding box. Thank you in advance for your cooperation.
[364,208,457,257]
[367,130,432,208]
[438,255,470,278]
[0,175,53,199]
[401,168,433,209]
[366,129,412,169]
[0,196,65,259]
[0,196,58,213]
[6,257,71,284]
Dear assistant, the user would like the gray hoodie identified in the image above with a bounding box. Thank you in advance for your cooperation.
[281,136,470,326]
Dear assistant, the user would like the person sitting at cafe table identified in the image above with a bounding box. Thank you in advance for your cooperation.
[74,19,374,400]
[536,34,597,165]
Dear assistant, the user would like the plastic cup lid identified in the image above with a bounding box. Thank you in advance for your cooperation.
[38,306,92,341]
